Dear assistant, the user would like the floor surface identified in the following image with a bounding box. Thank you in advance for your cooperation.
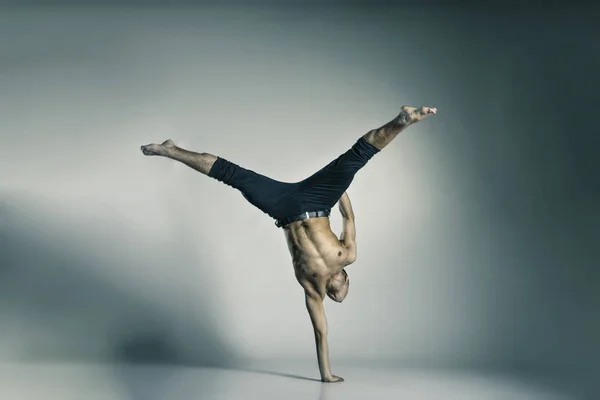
[0,361,588,400]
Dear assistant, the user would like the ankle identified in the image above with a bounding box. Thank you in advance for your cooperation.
[393,110,412,127]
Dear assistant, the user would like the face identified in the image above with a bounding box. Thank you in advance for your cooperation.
[326,269,349,303]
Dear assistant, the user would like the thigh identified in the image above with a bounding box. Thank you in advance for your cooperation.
[299,156,356,209]
[209,157,300,219]
[239,170,299,217]
[299,138,379,209]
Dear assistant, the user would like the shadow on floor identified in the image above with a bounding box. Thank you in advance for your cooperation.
[0,192,240,399]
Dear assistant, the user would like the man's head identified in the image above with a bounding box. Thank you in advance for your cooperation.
[326,269,349,303]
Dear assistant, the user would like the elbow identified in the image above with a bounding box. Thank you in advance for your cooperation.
[344,245,357,265]
[346,253,357,265]
[314,327,327,341]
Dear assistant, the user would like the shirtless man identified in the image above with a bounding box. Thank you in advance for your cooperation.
[141,105,437,382]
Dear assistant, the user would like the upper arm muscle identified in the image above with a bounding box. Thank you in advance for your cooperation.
[340,218,357,264]
[338,192,357,263]
[305,292,327,336]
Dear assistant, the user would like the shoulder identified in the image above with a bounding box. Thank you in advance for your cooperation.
[298,276,326,300]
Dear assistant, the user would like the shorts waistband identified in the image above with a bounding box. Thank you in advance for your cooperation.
[275,209,331,228]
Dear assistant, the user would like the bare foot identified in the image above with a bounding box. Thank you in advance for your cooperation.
[322,375,344,383]
[397,105,437,125]
[140,139,176,156]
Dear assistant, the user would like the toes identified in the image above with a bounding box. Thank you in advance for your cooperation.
[141,144,157,155]
[417,106,437,118]
[399,105,436,124]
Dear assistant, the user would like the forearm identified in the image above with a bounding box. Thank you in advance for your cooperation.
[338,193,356,252]
[314,331,333,380]
[338,192,355,220]
[340,209,354,222]
[305,293,334,381]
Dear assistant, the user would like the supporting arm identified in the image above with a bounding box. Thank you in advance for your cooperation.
[305,291,344,383]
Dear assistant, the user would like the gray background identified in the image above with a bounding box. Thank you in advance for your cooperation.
[1,2,598,399]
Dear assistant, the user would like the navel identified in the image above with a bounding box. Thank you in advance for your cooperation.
[338,251,342,256]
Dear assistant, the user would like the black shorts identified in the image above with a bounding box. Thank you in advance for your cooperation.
[208,137,380,222]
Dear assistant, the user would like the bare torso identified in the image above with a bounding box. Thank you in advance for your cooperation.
[280,195,357,383]
[283,217,350,296]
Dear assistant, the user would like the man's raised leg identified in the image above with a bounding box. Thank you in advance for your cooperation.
[141,139,295,219]
[362,105,437,150]
[141,139,217,175]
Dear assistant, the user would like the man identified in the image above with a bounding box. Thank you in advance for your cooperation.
[141,105,437,382]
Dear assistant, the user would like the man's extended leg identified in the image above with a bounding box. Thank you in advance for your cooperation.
[362,105,437,150]
[141,139,217,175]
[141,139,298,219]
[297,105,437,211]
